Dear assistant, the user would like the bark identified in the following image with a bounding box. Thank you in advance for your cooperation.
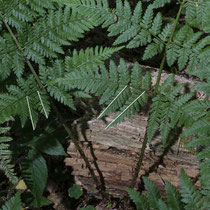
[65,67,203,198]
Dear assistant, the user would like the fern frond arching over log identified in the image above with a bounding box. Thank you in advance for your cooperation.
[56,58,152,126]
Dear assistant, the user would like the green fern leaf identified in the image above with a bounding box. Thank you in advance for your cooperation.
[131,1,142,23]
[165,181,183,210]
[152,0,172,9]
[179,168,203,209]
[65,46,123,71]
[177,48,191,70]
[141,5,153,30]
[22,150,48,207]
[149,13,162,35]
[147,75,193,143]
[127,188,149,210]
[0,126,18,185]
[166,43,179,66]
[143,176,161,209]
[0,77,50,128]
[158,23,172,42]
[143,42,161,60]
[157,199,168,209]
[1,191,22,210]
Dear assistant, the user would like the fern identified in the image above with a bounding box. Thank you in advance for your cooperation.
[0,2,104,80]
[57,58,152,126]
[165,181,183,209]
[21,149,48,207]
[128,171,208,210]
[179,168,204,209]
[65,0,209,72]
[0,0,209,208]
[152,0,172,9]
[143,176,161,209]
[184,0,210,33]
[0,77,50,129]
[147,74,193,144]
[1,191,22,210]
[127,188,149,210]
[0,125,18,185]
[167,25,208,70]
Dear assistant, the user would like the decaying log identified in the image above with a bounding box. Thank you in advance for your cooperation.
[65,114,199,198]
[65,68,203,198]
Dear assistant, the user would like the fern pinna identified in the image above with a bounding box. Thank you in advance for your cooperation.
[0,124,18,185]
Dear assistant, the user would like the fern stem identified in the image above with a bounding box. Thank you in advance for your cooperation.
[154,52,166,91]
[0,12,102,192]
[154,0,185,90]
[130,134,147,189]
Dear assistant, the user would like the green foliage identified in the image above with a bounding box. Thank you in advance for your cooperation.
[0,77,50,129]
[21,150,48,207]
[64,0,209,72]
[127,188,149,210]
[0,125,18,185]
[128,170,208,210]
[179,168,204,209]
[57,58,151,127]
[184,0,210,33]
[0,0,103,80]
[0,0,209,209]
[147,74,194,144]
[80,205,96,210]
[1,191,22,210]
[68,184,83,199]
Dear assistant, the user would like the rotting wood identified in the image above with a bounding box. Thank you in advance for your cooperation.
[65,114,199,198]
[65,67,203,198]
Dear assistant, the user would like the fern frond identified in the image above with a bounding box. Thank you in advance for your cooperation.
[56,59,152,126]
[184,0,210,33]
[0,126,18,185]
[65,46,123,72]
[147,75,193,144]
[166,25,208,70]
[22,150,48,207]
[0,35,25,80]
[127,188,149,210]
[179,168,204,209]
[0,3,106,80]
[165,181,183,209]
[1,191,22,210]
[143,176,161,209]
[0,77,50,128]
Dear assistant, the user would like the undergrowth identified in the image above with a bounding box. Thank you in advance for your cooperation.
[0,0,209,209]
